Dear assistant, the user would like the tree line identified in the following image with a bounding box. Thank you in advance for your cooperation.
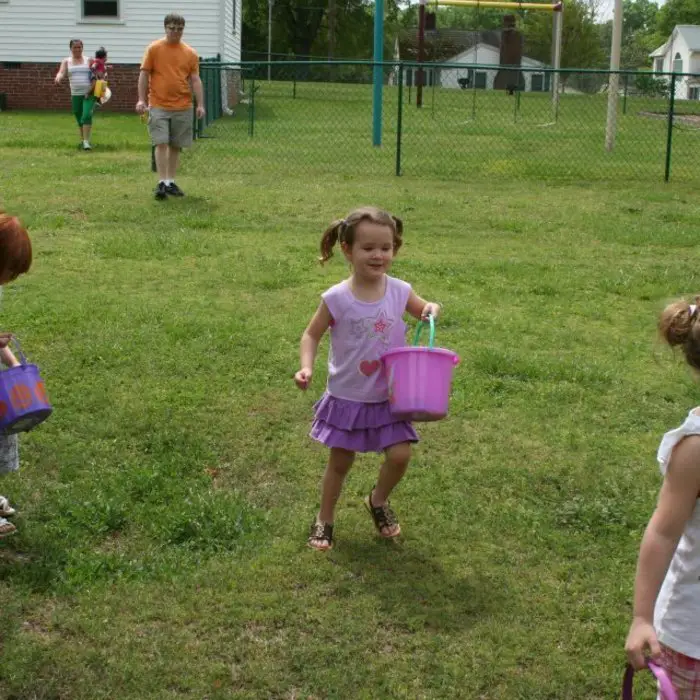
[242,0,700,69]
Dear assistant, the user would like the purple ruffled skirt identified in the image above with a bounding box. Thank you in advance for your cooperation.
[310,392,419,453]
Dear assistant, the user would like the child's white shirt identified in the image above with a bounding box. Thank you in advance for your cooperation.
[654,409,700,659]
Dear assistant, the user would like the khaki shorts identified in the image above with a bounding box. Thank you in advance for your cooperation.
[148,107,194,148]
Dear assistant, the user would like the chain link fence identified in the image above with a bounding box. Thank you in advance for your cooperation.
[188,61,700,184]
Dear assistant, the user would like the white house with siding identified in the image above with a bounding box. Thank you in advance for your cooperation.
[0,0,241,65]
[649,25,700,100]
[402,43,550,92]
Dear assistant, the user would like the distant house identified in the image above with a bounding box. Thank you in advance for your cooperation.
[394,28,550,92]
[649,25,700,100]
[0,0,241,111]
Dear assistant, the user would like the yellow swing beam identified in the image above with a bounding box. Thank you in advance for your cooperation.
[431,0,561,10]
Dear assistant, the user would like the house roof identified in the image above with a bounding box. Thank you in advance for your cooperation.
[397,28,502,62]
[650,25,700,57]
[449,42,547,67]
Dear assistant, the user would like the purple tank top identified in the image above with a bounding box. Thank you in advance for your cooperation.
[322,276,412,403]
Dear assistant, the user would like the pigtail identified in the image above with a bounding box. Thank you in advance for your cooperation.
[659,296,700,371]
[391,215,404,254]
[319,221,344,264]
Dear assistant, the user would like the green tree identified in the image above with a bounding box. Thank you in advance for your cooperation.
[656,0,700,39]
[599,0,659,68]
[522,0,605,68]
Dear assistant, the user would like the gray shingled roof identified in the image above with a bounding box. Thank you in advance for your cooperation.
[650,25,700,56]
[678,25,700,51]
[397,29,502,62]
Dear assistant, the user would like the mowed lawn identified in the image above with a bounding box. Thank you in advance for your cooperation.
[0,102,699,699]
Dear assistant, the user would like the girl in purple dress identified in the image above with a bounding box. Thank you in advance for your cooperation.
[294,207,440,551]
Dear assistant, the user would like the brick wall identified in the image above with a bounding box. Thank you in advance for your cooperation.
[0,62,140,112]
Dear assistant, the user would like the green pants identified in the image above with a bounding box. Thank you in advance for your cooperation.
[71,95,96,127]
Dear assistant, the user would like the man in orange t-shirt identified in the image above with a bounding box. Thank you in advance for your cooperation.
[136,13,205,200]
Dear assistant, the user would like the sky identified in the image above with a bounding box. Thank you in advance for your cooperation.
[597,0,664,21]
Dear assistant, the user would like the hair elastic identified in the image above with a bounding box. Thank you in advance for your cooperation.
[690,304,697,318]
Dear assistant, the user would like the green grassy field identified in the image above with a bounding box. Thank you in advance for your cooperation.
[0,105,698,698]
[197,75,700,184]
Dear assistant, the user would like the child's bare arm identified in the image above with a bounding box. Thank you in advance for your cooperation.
[0,346,20,368]
[406,290,440,320]
[625,434,700,667]
[295,301,332,390]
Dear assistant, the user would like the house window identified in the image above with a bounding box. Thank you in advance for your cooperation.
[690,86,700,100]
[654,57,663,73]
[83,0,118,18]
[475,71,487,89]
[531,73,552,92]
[673,52,682,74]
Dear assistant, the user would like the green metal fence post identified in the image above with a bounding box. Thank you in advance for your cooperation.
[396,64,403,177]
[664,72,676,182]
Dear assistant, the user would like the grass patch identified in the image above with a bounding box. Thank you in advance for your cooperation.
[0,108,698,697]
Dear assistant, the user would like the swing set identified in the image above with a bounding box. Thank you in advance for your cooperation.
[415,0,563,112]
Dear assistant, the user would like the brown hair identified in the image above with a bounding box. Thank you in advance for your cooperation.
[319,206,403,264]
[164,13,185,27]
[0,212,32,282]
[659,296,700,371]
[69,39,83,49]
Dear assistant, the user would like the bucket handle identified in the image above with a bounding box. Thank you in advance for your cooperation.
[622,662,678,700]
[4,337,29,367]
[412,314,436,349]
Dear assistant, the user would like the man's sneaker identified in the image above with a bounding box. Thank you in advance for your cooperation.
[154,182,168,200]
[82,142,92,151]
[165,182,185,197]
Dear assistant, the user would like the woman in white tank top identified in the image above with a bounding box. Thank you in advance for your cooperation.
[625,297,700,698]
[54,39,97,151]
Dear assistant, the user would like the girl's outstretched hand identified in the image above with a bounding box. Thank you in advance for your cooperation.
[625,617,661,670]
[0,333,13,348]
[421,303,441,321]
[294,368,312,391]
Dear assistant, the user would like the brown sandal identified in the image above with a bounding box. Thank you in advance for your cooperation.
[365,491,401,538]
[0,517,16,538]
[307,520,334,551]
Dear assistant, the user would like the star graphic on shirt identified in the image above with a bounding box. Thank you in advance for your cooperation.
[367,310,394,344]
[350,318,368,340]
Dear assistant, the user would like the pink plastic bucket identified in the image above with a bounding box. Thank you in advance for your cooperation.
[381,316,459,422]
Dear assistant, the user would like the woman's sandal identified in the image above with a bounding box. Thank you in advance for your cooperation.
[0,496,16,518]
[365,490,401,538]
[307,520,334,551]
[0,517,16,538]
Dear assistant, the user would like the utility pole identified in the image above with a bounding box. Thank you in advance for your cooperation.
[328,0,336,59]
[605,0,622,150]
[268,0,274,81]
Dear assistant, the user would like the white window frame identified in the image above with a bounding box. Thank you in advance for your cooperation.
[654,57,663,73]
[690,86,700,100]
[77,0,124,25]
[673,52,683,74]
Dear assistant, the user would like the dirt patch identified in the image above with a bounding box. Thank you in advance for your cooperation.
[639,110,700,126]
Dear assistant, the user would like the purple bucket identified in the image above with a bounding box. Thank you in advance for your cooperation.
[0,340,52,434]
[381,315,459,422]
